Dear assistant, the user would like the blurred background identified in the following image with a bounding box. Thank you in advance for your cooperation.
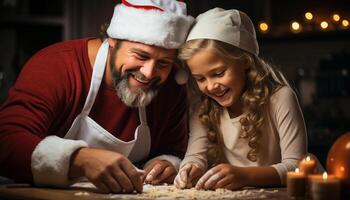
[0,0,349,167]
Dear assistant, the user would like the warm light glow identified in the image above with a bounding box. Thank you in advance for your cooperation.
[320,21,329,29]
[259,22,269,33]
[340,166,345,172]
[291,21,301,33]
[306,156,311,162]
[332,14,340,22]
[323,172,328,180]
[346,141,350,149]
[305,12,313,21]
[342,19,349,28]
[295,168,300,173]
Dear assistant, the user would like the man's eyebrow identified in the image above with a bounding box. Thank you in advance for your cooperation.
[130,48,149,56]
[130,48,175,61]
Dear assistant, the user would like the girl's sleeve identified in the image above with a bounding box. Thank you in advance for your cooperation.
[270,87,308,185]
[179,108,208,171]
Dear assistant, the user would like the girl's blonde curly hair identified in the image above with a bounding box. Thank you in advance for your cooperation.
[179,39,289,167]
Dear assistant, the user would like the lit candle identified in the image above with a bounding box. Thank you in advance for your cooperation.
[299,156,316,175]
[287,168,306,198]
[309,172,341,200]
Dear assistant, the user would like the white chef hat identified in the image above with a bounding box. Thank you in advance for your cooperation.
[186,7,259,56]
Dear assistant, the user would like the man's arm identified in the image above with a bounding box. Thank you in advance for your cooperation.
[0,45,83,185]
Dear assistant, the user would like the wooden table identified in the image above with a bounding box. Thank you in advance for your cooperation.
[0,183,288,200]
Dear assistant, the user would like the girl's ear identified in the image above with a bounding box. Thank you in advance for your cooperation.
[108,38,117,48]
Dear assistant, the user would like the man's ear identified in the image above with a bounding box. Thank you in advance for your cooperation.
[108,38,117,48]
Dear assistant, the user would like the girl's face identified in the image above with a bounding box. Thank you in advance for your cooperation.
[187,48,248,108]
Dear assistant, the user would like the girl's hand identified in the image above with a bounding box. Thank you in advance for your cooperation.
[174,163,204,189]
[144,160,177,185]
[195,164,248,190]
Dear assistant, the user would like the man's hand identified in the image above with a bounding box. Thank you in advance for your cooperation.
[143,159,177,185]
[69,148,144,194]
[195,164,248,190]
[174,163,204,189]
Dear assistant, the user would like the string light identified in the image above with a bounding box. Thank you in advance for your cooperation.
[305,12,313,21]
[332,14,340,22]
[290,21,302,33]
[262,10,349,35]
[320,21,329,30]
[341,19,349,28]
[259,22,269,33]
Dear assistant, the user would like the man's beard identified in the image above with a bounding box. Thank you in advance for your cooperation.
[110,48,161,107]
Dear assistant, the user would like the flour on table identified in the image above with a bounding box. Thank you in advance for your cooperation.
[71,182,277,199]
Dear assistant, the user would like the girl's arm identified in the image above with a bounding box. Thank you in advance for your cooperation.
[270,86,308,185]
[175,109,208,188]
[195,164,280,190]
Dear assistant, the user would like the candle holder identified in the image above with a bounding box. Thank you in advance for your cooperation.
[299,155,317,175]
[309,172,341,200]
[287,168,306,199]
[298,154,318,199]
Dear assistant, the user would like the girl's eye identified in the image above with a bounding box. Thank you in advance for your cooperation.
[195,77,205,82]
[215,70,225,77]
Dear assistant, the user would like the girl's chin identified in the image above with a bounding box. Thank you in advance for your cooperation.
[218,101,233,108]
[212,96,233,107]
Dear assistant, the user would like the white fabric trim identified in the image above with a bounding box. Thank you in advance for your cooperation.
[31,136,88,187]
[144,154,182,172]
[107,4,194,49]
[125,0,187,15]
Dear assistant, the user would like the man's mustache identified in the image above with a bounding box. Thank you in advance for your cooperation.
[125,69,161,88]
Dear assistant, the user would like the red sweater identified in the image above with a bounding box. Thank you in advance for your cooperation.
[0,38,189,182]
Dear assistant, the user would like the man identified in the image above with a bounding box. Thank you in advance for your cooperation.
[0,0,194,194]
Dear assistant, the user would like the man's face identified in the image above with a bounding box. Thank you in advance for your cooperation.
[109,39,176,107]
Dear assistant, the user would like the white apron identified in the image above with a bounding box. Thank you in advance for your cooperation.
[64,40,151,163]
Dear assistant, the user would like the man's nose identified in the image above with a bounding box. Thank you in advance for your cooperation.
[140,60,156,79]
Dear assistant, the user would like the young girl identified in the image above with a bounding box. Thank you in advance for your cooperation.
[174,8,308,190]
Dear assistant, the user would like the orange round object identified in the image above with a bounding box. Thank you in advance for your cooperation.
[327,132,350,198]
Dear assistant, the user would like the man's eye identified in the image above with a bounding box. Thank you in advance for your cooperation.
[157,61,172,68]
[136,54,149,60]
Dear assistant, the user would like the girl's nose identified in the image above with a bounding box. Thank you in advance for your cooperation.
[207,80,219,92]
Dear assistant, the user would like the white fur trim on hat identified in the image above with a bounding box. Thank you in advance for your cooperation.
[125,0,187,15]
[186,8,259,56]
[107,4,194,49]
[31,136,88,187]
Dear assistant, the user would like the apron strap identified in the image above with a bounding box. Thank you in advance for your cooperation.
[81,40,109,116]
[138,106,148,125]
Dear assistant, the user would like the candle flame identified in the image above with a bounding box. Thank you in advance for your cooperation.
[340,166,345,172]
[322,172,328,180]
[306,156,311,161]
[295,168,300,173]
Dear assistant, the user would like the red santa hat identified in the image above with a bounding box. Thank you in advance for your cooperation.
[107,0,194,49]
